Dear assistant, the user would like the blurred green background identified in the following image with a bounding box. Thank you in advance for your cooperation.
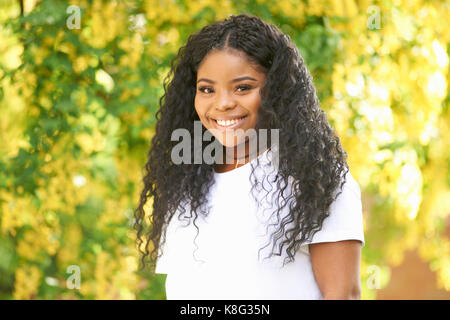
[0,0,449,300]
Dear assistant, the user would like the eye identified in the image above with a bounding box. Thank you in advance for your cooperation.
[198,86,213,94]
[197,85,253,94]
[236,85,252,92]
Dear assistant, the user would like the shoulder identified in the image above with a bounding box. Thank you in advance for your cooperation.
[301,169,365,252]
[341,170,361,200]
[328,170,363,223]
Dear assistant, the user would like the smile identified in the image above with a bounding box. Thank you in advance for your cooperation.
[213,116,247,129]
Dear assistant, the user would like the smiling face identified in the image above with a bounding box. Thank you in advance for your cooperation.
[194,49,267,148]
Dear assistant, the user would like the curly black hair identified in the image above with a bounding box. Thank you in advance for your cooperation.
[134,13,350,271]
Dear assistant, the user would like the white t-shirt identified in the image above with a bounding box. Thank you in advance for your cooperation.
[155,148,365,300]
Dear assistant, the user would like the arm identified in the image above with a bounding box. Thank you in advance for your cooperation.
[309,240,362,300]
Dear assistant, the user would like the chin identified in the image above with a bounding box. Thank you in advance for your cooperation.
[219,133,251,149]
[213,133,241,148]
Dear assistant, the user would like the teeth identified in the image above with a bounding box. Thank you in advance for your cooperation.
[216,117,243,126]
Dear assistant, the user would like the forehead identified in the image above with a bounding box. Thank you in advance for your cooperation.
[197,49,263,78]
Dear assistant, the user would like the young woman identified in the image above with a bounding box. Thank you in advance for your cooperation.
[134,14,365,300]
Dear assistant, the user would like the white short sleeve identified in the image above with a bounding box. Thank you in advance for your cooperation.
[299,171,365,255]
[154,212,194,274]
[154,239,170,274]
[155,244,169,274]
[154,217,177,274]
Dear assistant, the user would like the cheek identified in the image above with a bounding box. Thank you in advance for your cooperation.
[194,96,199,113]
[194,97,205,119]
[253,95,262,111]
[244,93,261,112]
[245,95,262,123]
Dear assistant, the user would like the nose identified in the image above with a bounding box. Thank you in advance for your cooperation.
[215,89,236,112]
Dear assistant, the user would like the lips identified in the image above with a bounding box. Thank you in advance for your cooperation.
[212,115,248,129]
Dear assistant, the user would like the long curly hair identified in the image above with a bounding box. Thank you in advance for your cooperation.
[134,13,350,271]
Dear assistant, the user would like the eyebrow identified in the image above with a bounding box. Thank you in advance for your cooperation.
[196,76,258,84]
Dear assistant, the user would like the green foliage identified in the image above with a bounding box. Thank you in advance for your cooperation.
[0,0,449,300]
